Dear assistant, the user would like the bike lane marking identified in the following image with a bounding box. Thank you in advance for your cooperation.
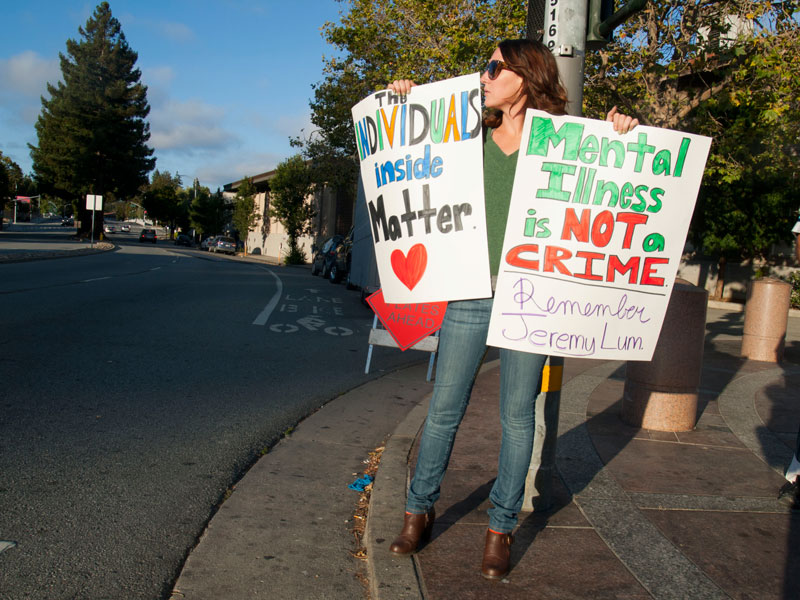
[252,268,283,326]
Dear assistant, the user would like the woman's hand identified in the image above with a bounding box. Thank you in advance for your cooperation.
[388,79,417,95]
[606,106,639,134]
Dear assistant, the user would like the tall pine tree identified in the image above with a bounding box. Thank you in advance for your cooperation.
[30,2,155,237]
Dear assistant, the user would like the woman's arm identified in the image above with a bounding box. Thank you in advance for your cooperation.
[606,106,639,134]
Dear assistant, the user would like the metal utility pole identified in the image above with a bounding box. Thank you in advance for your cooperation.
[522,0,648,511]
[543,0,590,116]
[529,0,647,116]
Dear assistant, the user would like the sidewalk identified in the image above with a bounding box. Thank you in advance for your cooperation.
[6,225,797,597]
[0,222,114,262]
[367,308,800,599]
[172,305,800,600]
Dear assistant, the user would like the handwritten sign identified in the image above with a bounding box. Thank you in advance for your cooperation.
[351,74,491,303]
[487,110,711,361]
[366,289,447,350]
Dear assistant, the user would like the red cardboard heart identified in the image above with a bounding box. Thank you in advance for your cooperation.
[391,244,427,291]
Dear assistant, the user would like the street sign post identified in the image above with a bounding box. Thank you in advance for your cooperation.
[86,194,103,248]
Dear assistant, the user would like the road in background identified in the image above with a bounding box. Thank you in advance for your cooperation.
[0,233,422,599]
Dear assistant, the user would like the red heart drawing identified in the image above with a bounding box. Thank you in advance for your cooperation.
[391,244,427,291]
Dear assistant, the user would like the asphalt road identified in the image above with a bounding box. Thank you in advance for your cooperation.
[0,230,421,599]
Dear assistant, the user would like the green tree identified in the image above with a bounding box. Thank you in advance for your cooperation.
[142,170,185,237]
[0,155,9,226]
[0,153,27,197]
[268,156,315,264]
[232,177,258,252]
[190,187,227,239]
[584,0,799,297]
[0,152,37,227]
[690,11,800,295]
[298,0,526,202]
[30,1,155,238]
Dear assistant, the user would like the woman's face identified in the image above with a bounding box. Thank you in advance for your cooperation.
[480,47,524,111]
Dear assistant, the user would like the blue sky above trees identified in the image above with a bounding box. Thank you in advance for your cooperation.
[0,0,343,190]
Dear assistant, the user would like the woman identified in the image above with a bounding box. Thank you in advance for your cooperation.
[387,39,638,580]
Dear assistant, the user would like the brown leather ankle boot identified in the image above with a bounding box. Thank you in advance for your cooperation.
[481,528,513,580]
[389,509,435,555]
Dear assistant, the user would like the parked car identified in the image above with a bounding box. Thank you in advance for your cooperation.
[103,224,116,234]
[120,224,131,232]
[200,236,217,251]
[174,233,192,247]
[139,228,157,243]
[329,227,354,284]
[211,236,236,255]
[61,216,74,226]
[310,235,344,277]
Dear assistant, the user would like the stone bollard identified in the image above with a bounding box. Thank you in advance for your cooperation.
[741,278,791,363]
[621,279,708,432]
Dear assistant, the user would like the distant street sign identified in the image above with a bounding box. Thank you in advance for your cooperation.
[86,194,103,210]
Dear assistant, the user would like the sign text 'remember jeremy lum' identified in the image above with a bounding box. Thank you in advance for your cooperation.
[487,110,711,361]
[352,74,491,303]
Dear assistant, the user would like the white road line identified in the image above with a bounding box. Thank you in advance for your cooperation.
[82,277,111,283]
[0,541,17,554]
[252,268,283,326]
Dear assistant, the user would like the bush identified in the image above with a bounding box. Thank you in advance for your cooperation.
[785,271,800,309]
[283,244,306,265]
[754,265,771,279]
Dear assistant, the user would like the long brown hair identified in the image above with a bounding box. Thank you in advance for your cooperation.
[484,39,568,128]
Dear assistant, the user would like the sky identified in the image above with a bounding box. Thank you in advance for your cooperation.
[0,0,346,191]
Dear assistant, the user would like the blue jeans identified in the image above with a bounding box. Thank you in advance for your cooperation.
[406,297,547,533]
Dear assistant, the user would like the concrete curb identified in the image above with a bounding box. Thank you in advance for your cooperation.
[365,397,430,600]
[0,241,115,263]
[365,359,506,600]
[171,361,434,600]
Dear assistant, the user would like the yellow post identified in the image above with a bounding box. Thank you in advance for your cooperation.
[523,355,563,511]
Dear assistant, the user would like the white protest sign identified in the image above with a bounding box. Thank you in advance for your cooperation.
[487,110,711,361]
[351,74,491,303]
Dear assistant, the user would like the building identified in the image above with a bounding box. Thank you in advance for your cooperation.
[223,169,354,262]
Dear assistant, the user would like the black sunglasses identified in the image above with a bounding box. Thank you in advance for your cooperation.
[486,59,513,80]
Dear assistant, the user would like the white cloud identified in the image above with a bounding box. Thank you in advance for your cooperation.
[0,51,60,99]
[143,65,175,86]
[194,151,286,189]
[274,111,315,139]
[120,14,195,44]
[243,109,315,146]
[155,21,195,43]
[141,65,176,106]
[149,99,238,153]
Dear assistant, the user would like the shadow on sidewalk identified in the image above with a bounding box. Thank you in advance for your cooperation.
[413,315,800,596]
[757,341,800,599]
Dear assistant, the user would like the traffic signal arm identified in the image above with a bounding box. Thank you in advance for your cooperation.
[587,0,648,47]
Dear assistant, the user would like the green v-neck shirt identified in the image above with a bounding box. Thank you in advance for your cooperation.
[483,128,519,276]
